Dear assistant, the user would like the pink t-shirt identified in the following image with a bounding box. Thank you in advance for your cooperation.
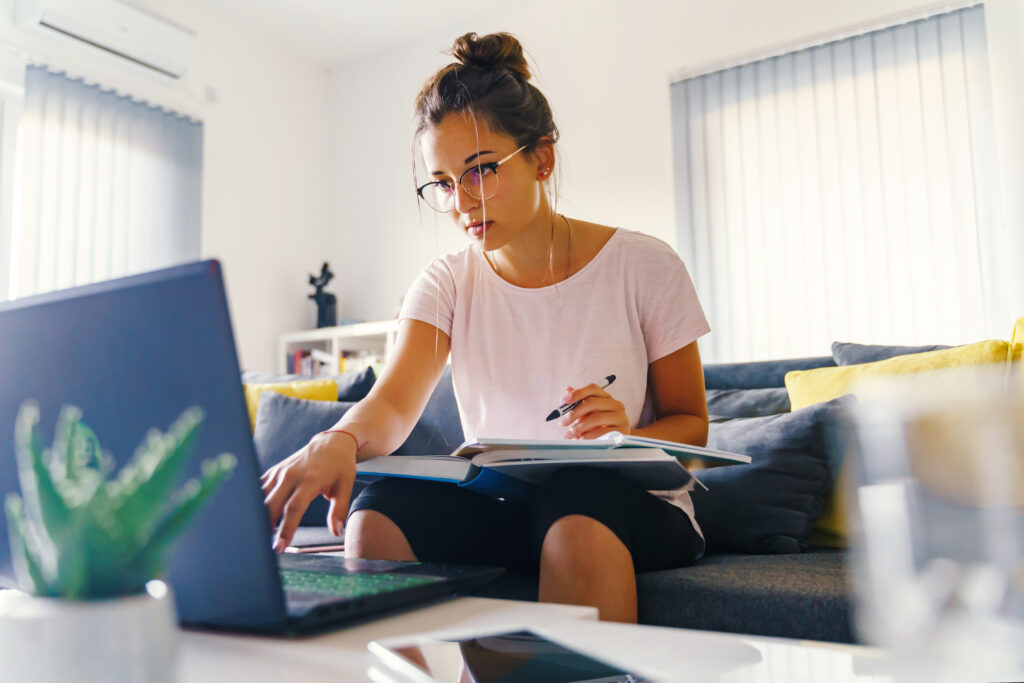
[399,228,711,526]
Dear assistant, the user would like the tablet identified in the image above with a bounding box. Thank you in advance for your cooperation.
[368,625,652,683]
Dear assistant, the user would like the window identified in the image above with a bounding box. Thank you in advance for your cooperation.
[0,53,25,302]
[6,66,202,300]
[672,4,1009,361]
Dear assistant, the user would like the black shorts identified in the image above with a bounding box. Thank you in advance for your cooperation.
[349,466,703,573]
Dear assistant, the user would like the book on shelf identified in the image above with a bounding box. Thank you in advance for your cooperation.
[355,432,751,501]
[288,349,321,375]
[285,349,383,376]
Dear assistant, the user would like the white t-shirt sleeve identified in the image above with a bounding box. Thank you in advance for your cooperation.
[641,252,711,362]
[398,258,456,336]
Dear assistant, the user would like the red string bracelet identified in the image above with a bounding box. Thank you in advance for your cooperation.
[318,429,365,452]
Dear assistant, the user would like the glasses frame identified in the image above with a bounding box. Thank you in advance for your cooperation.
[416,145,528,213]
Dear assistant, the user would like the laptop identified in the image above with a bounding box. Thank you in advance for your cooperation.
[0,260,503,634]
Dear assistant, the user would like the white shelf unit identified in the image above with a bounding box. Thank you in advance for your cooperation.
[278,320,400,376]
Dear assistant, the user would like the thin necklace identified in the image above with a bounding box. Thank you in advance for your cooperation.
[483,214,572,284]
[544,213,572,284]
[562,214,572,281]
[483,230,502,276]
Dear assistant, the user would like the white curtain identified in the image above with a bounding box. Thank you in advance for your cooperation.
[9,66,202,299]
[672,5,1012,362]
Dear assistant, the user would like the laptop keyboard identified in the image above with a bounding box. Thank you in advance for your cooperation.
[280,569,443,598]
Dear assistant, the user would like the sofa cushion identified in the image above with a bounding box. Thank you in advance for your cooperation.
[252,391,358,526]
[831,341,951,366]
[241,366,376,401]
[690,398,849,555]
[704,356,835,390]
[393,365,464,455]
[467,549,854,643]
[786,339,1011,547]
[705,387,790,417]
[635,550,853,642]
[786,340,1010,412]
[1011,316,1024,362]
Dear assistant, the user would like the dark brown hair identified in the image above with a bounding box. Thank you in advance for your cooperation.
[414,32,559,151]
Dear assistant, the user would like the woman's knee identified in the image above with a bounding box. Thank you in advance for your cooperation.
[532,468,631,551]
[544,513,613,545]
[344,509,417,561]
[540,515,630,573]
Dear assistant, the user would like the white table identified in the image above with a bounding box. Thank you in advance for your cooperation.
[179,594,895,683]
[181,595,1021,683]
[180,597,596,681]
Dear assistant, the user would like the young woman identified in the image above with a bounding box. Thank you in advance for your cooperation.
[261,32,710,623]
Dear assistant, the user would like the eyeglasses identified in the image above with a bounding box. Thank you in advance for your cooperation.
[416,145,527,213]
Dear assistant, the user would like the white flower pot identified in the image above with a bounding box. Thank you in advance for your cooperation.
[0,580,178,683]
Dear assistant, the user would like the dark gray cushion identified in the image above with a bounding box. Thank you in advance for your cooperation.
[467,549,854,643]
[635,549,854,642]
[704,356,835,389]
[831,341,952,366]
[691,397,850,554]
[252,391,358,526]
[241,366,376,401]
[705,387,791,417]
[394,365,464,455]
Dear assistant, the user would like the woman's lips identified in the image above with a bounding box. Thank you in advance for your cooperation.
[467,221,493,238]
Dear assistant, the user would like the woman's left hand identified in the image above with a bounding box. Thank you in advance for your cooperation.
[558,383,631,439]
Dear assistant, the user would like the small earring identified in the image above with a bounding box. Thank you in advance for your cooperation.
[539,168,551,179]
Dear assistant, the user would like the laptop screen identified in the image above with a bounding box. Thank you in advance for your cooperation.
[0,261,287,630]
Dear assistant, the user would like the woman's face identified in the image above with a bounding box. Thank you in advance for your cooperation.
[419,113,549,251]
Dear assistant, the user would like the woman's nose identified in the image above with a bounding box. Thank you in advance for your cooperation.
[452,183,479,214]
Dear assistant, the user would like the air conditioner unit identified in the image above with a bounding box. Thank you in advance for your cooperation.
[14,0,196,79]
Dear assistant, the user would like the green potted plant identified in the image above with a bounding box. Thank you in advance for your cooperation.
[0,402,236,682]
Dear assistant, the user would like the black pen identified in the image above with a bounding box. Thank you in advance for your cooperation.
[545,375,616,422]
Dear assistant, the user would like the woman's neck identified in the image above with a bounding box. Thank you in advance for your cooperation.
[484,211,572,288]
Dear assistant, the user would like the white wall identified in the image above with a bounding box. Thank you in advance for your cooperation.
[0,0,331,372]
[327,0,982,324]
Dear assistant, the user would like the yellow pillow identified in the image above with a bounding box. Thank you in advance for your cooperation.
[785,339,1011,547]
[786,339,1011,412]
[243,379,337,429]
[1011,316,1024,363]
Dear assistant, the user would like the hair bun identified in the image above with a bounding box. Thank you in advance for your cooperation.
[450,32,531,80]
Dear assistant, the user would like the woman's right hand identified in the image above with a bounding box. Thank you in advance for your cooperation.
[260,431,358,552]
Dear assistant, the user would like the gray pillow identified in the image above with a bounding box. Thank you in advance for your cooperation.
[831,342,951,366]
[252,392,357,526]
[706,387,791,418]
[395,365,464,455]
[691,397,851,555]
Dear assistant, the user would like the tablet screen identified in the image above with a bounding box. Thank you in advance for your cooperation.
[377,629,649,683]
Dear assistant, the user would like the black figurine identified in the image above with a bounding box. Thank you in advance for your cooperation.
[308,262,337,328]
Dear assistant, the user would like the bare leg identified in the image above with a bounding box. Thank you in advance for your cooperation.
[537,514,638,623]
[344,509,418,562]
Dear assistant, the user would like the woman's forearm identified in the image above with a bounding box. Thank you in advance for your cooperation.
[630,412,709,447]
[322,388,420,462]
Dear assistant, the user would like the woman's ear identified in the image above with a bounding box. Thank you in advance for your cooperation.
[532,137,556,180]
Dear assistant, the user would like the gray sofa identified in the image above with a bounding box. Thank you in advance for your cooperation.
[254,353,859,643]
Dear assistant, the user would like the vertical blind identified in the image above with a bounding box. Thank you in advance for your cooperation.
[672,5,1010,362]
[9,66,202,299]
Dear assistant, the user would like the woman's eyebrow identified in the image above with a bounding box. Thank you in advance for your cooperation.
[464,150,494,164]
[430,150,496,176]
